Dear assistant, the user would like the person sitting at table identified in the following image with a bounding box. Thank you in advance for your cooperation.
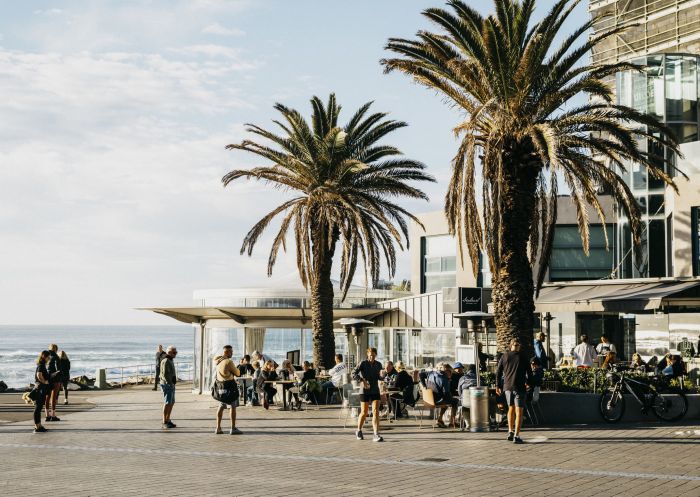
[257,360,278,410]
[321,354,347,404]
[450,362,464,396]
[299,361,319,404]
[277,359,300,408]
[388,361,415,418]
[238,355,255,376]
[420,363,457,428]
[457,364,478,399]
[381,361,397,384]
[631,353,647,372]
[601,351,617,370]
[246,360,261,406]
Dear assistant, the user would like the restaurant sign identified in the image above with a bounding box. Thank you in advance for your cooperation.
[442,287,483,313]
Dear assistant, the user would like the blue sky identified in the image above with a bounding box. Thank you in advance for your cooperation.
[0,0,589,324]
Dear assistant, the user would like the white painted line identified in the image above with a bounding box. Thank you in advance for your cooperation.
[1,442,699,481]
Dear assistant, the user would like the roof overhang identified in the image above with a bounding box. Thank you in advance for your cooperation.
[142,306,387,327]
[535,279,700,313]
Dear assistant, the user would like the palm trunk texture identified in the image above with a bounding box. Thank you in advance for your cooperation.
[310,225,338,370]
[491,153,539,356]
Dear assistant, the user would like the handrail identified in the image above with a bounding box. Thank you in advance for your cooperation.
[102,362,194,387]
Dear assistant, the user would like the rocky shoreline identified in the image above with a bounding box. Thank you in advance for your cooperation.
[0,375,164,393]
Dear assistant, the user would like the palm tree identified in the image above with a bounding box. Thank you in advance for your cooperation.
[382,0,682,353]
[223,94,434,368]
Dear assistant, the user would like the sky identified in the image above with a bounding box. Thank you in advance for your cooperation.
[0,0,589,325]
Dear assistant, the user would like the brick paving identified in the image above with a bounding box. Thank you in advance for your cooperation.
[1,385,700,496]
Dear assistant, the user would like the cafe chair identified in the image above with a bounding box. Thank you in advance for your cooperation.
[418,387,451,430]
[343,391,363,428]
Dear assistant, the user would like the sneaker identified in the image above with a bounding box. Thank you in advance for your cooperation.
[45,416,52,422]
[373,434,384,442]
[436,420,447,428]
[162,423,170,429]
[33,426,48,433]
[63,400,69,405]
[166,421,176,428]
[215,428,223,434]
[230,427,242,435]
[51,416,60,422]
[513,436,524,444]
[507,432,514,441]
[356,430,364,440]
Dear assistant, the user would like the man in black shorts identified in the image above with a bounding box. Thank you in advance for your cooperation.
[496,338,530,444]
[352,347,384,442]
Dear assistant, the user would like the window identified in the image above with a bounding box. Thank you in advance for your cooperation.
[665,56,698,122]
[421,235,456,293]
[549,225,615,281]
[692,207,700,277]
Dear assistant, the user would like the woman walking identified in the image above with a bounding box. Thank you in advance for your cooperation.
[59,351,71,405]
[33,351,51,433]
[44,344,61,422]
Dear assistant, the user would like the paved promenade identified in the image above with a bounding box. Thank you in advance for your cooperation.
[1,385,700,497]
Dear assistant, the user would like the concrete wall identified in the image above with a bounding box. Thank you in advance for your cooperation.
[668,141,700,278]
[537,392,700,425]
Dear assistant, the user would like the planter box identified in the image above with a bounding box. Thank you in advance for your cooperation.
[537,392,700,425]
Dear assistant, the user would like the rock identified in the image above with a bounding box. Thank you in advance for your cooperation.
[66,382,81,391]
[0,381,7,393]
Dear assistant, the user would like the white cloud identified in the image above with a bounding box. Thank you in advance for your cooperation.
[202,23,245,37]
[33,8,63,16]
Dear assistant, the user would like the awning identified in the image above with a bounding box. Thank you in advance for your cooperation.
[535,279,700,313]
[140,306,387,327]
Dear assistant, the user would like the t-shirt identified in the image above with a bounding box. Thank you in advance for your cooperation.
[215,357,240,382]
[596,342,617,355]
[496,351,530,391]
[352,360,383,394]
[328,362,348,387]
[35,363,48,385]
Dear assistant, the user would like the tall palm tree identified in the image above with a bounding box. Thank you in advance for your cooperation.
[382,0,682,353]
[223,94,434,368]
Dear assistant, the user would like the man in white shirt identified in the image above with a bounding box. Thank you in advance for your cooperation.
[573,335,596,368]
[321,354,347,402]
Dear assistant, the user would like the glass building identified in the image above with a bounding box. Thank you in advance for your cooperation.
[615,54,700,278]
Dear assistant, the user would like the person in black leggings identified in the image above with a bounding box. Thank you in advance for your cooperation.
[33,351,51,433]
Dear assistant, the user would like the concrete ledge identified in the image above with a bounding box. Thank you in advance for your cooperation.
[537,392,700,425]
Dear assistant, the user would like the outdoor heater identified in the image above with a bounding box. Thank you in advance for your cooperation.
[335,317,374,370]
[454,311,494,387]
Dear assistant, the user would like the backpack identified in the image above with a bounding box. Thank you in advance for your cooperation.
[211,379,239,404]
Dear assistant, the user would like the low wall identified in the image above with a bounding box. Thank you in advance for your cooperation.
[537,392,700,425]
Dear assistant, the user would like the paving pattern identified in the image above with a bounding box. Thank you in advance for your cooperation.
[1,385,700,497]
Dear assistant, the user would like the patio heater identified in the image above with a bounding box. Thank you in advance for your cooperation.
[454,311,494,387]
[335,318,374,370]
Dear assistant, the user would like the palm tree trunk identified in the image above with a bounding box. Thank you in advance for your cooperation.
[491,157,539,356]
[310,224,339,370]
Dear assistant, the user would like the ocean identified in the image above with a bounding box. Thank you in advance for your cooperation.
[0,325,193,389]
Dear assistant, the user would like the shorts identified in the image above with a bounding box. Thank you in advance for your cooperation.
[219,399,239,409]
[161,384,176,404]
[359,393,381,403]
[504,390,525,408]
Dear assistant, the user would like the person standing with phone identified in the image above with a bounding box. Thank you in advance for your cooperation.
[352,347,384,442]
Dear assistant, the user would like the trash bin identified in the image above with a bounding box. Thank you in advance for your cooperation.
[469,386,489,432]
[95,368,107,389]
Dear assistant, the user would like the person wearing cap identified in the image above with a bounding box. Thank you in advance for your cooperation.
[533,332,549,370]
[450,362,464,396]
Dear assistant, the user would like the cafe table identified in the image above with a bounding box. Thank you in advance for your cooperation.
[264,380,297,410]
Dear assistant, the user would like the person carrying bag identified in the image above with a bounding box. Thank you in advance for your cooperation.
[211,345,242,435]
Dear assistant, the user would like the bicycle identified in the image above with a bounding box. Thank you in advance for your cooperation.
[599,365,688,423]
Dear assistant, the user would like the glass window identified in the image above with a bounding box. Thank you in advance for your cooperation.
[416,329,454,369]
[425,273,457,293]
[424,234,455,257]
[646,56,665,120]
[632,162,647,191]
[647,133,666,190]
[422,234,457,293]
[617,70,631,107]
[648,219,666,277]
[648,195,665,216]
[668,123,698,144]
[665,56,698,122]
[549,225,614,281]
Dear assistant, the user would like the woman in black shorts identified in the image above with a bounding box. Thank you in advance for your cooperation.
[352,347,383,442]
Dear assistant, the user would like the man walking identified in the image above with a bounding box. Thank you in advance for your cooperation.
[533,332,549,369]
[153,345,166,391]
[496,339,530,444]
[160,345,178,429]
[352,347,384,442]
[213,345,242,435]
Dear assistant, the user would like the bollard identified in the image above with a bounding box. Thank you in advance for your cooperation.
[469,386,490,432]
[95,368,107,389]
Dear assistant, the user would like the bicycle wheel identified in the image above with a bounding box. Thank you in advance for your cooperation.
[651,391,688,422]
[600,390,625,423]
